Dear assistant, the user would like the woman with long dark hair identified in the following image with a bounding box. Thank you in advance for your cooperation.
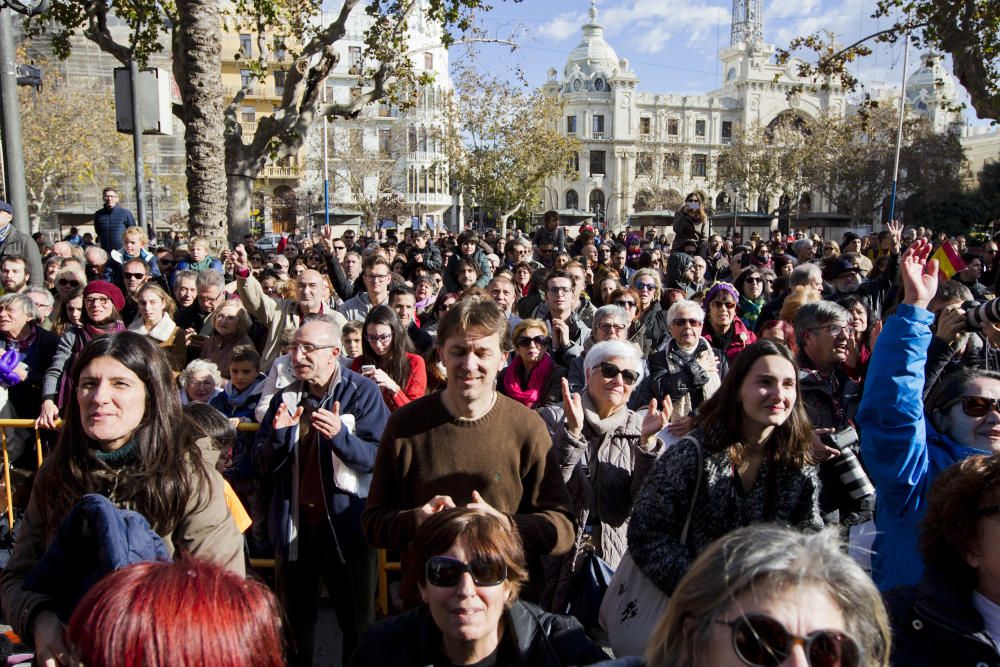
[627,340,822,598]
[351,305,427,411]
[734,266,771,330]
[1,332,244,664]
[37,281,128,429]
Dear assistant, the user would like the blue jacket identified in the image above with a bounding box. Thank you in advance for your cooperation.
[22,494,170,621]
[93,205,137,253]
[255,367,389,561]
[211,375,266,480]
[857,304,988,590]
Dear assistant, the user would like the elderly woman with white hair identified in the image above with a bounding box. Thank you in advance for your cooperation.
[538,340,672,611]
[178,358,224,405]
[632,300,724,420]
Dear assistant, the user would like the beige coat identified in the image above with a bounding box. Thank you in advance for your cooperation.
[0,439,244,638]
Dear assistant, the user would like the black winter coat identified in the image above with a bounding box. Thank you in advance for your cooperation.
[349,600,606,667]
[885,565,1000,667]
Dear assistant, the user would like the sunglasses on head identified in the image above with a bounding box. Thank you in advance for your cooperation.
[425,556,507,587]
[948,395,1000,418]
[516,335,550,348]
[599,362,639,386]
[718,613,861,667]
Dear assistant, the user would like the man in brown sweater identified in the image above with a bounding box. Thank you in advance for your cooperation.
[362,296,574,597]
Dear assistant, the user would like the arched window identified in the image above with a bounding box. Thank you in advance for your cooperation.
[565,190,579,209]
[589,189,605,213]
[798,194,812,213]
[716,191,731,212]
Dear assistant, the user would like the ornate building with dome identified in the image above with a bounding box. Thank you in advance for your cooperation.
[541,0,849,230]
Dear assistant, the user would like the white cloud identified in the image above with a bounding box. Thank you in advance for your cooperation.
[532,11,586,43]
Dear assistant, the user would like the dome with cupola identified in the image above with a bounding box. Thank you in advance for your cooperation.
[561,1,619,93]
[905,52,956,113]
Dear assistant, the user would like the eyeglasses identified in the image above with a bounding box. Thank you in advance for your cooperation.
[365,333,393,345]
[672,318,702,328]
[711,300,738,310]
[547,286,573,296]
[425,556,507,588]
[745,277,763,285]
[287,343,336,355]
[158,258,176,266]
[613,300,637,309]
[516,335,550,348]
[333,245,346,251]
[364,273,390,282]
[599,362,639,386]
[188,380,216,389]
[123,272,146,280]
[84,296,110,307]
[58,279,80,288]
[717,614,860,667]
[596,323,626,334]
[634,282,657,292]
[810,323,855,337]
[946,395,1000,418]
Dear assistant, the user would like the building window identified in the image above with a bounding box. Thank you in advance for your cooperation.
[566,115,577,134]
[273,70,286,97]
[418,127,427,153]
[240,69,253,89]
[273,37,287,61]
[424,52,433,70]
[349,128,363,153]
[589,150,606,175]
[592,114,605,137]
[667,118,679,135]
[589,189,605,215]
[566,190,579,209]
[379,128,391,155]
[695,119,706,137]
[639,117,651,135]
[239,34,252,57]
[567,152,580,173]
[407,127,418,152]
[636,152,652,177]
[664,153,680,174]
[691,153,707,178]
[722,121,733,141]
[349,46,362,75]
[240,106,255,122]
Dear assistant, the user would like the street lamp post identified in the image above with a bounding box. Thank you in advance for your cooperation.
[147,177,157,238]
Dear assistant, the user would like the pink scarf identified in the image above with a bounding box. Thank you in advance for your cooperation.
[502,353,554,408]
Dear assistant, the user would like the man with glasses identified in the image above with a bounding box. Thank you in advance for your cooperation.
[119,258,151,323]
[540,270,590,368]
[176,269,231,359]
[338,255,393,323]
[363,297,574,602]
[234,246,346,372]
[93,187,137,254]
[794,301,875,532]
[257,314,390,664]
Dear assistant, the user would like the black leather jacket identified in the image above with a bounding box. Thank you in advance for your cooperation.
[349,600,606,667]
[885,565,1000,667]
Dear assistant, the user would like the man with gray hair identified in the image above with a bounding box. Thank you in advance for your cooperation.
[23,286,54,329]
[794,300,875,531]
[256,313,390,665]
[792,238,816,264]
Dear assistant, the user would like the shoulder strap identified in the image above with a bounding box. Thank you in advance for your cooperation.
[679,433,703,546]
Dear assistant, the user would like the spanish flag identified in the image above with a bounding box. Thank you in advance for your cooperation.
[930,240,966,280]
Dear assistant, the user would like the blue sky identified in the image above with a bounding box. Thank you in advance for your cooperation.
[456,0,989,125]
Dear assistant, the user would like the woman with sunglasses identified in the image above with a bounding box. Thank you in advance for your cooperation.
[351,305,426,411]
[702,283,757,362]
[734,267,771,331]
[497,319,564,410]
[538,341,669,606]
[37,281,128,430]
[885,454,1000,667]
[750,244,773,271]
[54,266,86,303]
[627,340,822,601]
[857,238,1000,591]
[350,508,606,666]
[628,270,671,356]
[643,524,889,667]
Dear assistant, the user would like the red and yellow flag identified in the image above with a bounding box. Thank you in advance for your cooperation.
[930,241,966,280]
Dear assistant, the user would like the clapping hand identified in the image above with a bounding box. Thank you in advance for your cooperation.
[640,395,673,445]
[311,401,343,439]
[900,238,938,310]
[272,402,303,430]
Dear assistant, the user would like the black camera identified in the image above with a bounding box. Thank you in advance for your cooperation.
[821,426,875,503]
[964,297,1000,331]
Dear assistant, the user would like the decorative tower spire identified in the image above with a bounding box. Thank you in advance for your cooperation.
[730,0,763,47]
[589,0,597,22]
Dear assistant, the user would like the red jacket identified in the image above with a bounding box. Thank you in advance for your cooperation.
[351,353,427,411]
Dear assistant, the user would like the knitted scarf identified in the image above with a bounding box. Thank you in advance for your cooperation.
[739,296,765,328]
[502,353,554,408]
[222,375,266,412]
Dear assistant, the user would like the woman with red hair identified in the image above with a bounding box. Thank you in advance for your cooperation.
[67,556,285,667]
[757,319,799,357]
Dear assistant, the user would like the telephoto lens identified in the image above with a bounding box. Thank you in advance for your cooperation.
[965,297,1000,330]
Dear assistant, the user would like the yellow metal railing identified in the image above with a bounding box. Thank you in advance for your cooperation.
[0,419,54,528]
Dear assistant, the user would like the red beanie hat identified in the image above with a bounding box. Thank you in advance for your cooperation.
[83,280,125,312]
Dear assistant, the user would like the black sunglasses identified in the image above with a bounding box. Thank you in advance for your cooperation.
[516,335,550,348]
[158,258,176,266]
[425,556,507,587]
[58,279,80,287]
[613,300,637,308]
[947,395,1000,418]
[599,362,639,386]
[123,272,146,280]
[718,614,861,667]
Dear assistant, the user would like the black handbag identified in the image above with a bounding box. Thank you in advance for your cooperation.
[564,542,615,631]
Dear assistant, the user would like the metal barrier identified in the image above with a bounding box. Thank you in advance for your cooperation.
[0,418,53,528]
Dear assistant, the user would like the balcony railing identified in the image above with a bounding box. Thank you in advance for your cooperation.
[239,120,258,135]
[262,165,300,178]
[592,131,605,140]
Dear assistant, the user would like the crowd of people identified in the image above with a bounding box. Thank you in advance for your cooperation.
[0,193,997,666]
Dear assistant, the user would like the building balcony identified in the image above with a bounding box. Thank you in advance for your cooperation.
[405,192,452,206]
[261,165,301,179]
[693,135,707,143]
[239,120,258,135]
[666,134,680,142]
[221,35,293,64]
[226,84,283,101]
[592,132,606,140]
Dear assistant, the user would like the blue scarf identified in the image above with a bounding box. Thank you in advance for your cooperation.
[223,374,266,411]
